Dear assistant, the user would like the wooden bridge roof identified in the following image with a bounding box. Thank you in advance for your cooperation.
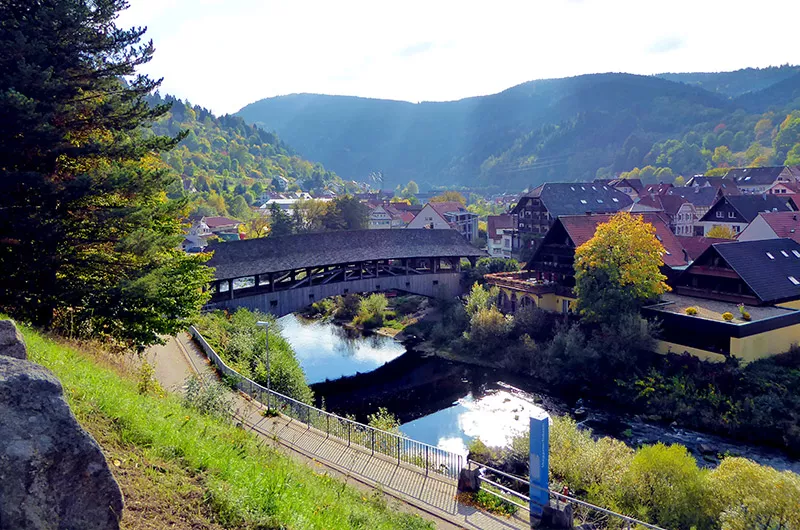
[208,229,485,280]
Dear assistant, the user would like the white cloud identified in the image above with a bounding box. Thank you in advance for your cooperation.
[120,0,800,115]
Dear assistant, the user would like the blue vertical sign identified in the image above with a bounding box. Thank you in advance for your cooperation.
[529,409,550,517]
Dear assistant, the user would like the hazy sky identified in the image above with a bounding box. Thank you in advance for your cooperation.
[119,0,800,115]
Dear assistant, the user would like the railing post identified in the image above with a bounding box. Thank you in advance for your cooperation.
[397,437,400,465]
[306,406,310,429]
[347,422,351,447]
[371,430,375,455]
[326,414,330,438]
[425,446,429,475]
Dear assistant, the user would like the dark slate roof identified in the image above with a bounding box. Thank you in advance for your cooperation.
[512,183,633,217]
[725,166,787,186]
[667,187,719,208]
[207,229,486,279]
[709,239,800,304]
[720,195,796,223]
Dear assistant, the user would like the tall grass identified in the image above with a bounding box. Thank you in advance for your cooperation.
[20,325,432,530]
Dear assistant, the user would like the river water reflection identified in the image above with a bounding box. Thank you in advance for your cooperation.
[278,314,543,454]
[278,314,800,471]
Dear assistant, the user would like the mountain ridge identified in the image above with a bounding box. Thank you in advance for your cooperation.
[236,66,800,190]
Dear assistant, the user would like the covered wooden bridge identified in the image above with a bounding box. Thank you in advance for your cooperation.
[205,229,486,316]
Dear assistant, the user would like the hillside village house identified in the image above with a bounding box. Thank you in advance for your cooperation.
[645,239,800,363]
[510,183,633,251]
[486,213,689,315]
[738,211,800,244]
[723,166,800,194]
[406,202,479,243]
[183,215,242,251]
[695,195,796,236]
[368,204,415,229]
[486,214,800,364]
[633,193,698,236]
[487,214,514,258]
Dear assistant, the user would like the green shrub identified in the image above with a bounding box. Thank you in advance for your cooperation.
[685,307,698,315]
[367,407,400,433]
[354,293,389,329]
[620,443,709,529]
[183,374,234,418]
[706,457,800,529]
[722,312,734,321]
[195,309,313,404]
[464,306,510,355]
[334,294,361,320]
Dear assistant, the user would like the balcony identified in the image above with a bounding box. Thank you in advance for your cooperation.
[485,271,573,297]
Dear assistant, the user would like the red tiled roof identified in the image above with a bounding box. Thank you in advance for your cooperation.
[203,216,241,229]
[676,236,730,261]
[487,214,514,240]
[559,213,687,267]
[428,201,466,216]
[760,211,800,243]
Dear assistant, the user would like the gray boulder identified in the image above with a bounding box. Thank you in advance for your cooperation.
[0,320,26,360]
[0,354,123,529]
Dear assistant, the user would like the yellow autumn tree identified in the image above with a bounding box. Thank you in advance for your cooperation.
[574,212,670,322]
[430,191,467,205]
[706,225,737,240]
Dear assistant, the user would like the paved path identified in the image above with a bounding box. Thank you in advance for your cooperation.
[149,334,532,530]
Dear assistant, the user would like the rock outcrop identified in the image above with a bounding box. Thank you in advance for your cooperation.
[0,320,124,529]
[0,319,27,360]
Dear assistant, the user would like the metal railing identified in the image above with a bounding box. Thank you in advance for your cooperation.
[468,460,665,530]
[189,326,463,480]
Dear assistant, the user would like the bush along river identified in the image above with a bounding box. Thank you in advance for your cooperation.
[278,313,800,473]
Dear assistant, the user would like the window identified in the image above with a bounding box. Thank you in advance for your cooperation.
[728,211,735,218]
[597,199,604,203]
[612,198,619,203]
[716,211,724,218]
[767,252,775,260]
[782,251,790,257]
[432,280,439,286]
[270,300,278,308]
[580,199,588,204]
[790,276,800,286]
[793,250,800,258]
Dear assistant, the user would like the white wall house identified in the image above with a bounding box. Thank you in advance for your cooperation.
[673,203,698,236]
[406,202,479,243]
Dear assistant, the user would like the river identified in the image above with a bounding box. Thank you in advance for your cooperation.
[278,313,800,473]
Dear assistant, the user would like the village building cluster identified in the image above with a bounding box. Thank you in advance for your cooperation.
[485,165,800,365]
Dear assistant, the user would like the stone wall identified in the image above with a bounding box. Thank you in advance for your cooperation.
[0,319,124,530]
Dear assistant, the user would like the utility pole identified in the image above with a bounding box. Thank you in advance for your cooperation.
[256,320,270,406]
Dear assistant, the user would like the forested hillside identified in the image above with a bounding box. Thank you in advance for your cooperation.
[237,66,800,191]
[145,93,349,218]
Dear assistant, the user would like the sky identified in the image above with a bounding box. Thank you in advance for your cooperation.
[119,0,800,116]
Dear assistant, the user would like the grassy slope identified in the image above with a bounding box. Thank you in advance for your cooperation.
[20,325,432,530]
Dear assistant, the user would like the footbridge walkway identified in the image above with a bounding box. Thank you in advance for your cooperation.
[204,229,486,316]
[182,328,664,530]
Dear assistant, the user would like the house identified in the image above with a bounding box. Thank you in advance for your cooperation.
[695,195,796,236]
[666,187,720,220]
[767,180,800,195]
[738,211,800,244]
[644,183,674,195]
[368,204,413,229]
[644,239,800,363]
[510,183,633,249]
[723,166,799,194]
[203,216,242,234]
[608,178,644,198]
[406,202,479,243]
[634,194,698,236]
[685,176,740,196]
[487,214,515,258]
[486,212,687,314]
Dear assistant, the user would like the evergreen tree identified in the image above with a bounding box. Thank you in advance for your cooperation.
[268,203,294,237]
[0,0,213,349]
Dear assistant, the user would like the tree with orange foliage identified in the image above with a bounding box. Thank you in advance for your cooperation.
[430,191,467,205]
[574,212,670,322]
